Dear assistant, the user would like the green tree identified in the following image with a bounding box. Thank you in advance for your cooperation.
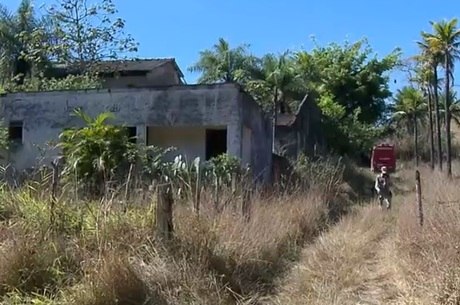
[392,86,427,166]
[423,19,460,177]
[418,34,443,170]
[0,0,50,85]
[295,39,400,155]
[296,39,400,124]
[246,51,300,151]
[46,0,138,69]
[188,37,259,84]
[410,57,436,169]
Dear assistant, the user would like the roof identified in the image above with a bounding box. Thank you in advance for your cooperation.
[51,58,184,78]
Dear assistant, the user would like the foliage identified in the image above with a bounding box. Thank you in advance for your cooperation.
[391,86,426,133]
[58,109,135,194]
[191,38,400,157]
[188,37,259,84]
[46,0,139,66]
[205,153,245,186]
[0,0,51,84]
[293,154,345,195]
[0,123,8,151]
[247,51,301,113]
[298,39,401,124]
[2,73,102,93]
[0,0,136,92]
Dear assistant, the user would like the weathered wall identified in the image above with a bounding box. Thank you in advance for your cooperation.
[0,83,272,183]
[0,84,240,170]
[147,126,207,161]
[241,91,273,184]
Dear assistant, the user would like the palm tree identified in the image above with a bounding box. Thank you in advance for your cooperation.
[247,51,299,152]
[411,57,437,169]
[423,19,460,177]
[417,64,436,169]
[188,38,259,84]
[418,34,443,170]
[0,0,45,85]
[393,86,427,166]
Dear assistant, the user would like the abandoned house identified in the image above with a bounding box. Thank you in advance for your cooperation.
[0,82,273,183]
[0,57,327,184]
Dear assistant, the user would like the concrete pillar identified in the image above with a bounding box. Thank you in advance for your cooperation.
[226,122,242,160]
[137,124,147,145]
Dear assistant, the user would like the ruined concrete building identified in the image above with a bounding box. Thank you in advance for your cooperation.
[275,93,326,159]
[0,58,324,184]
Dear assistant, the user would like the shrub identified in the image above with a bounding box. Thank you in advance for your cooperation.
[59,109,137,196]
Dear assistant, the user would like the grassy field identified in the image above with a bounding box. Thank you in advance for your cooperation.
[0,157,352,305]
[0,161,459,304]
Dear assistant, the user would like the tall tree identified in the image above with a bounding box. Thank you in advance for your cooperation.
[46,0,138,69]
[0,0,49,84]
[423,19,460,177]
[393,87,426,166]
[418,34,444,170]
[188,38,259,84]
[247,52,299,152]
[411,58,436,169]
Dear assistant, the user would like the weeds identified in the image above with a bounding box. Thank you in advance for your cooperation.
[0,154,349,304]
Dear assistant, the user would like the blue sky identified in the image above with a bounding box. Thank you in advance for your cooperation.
[4,0,460,93]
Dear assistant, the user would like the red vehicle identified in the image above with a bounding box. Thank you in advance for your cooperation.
[371,143,396,173]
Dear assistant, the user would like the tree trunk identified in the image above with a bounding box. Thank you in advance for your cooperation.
[433,65,443,170]
[427,87,435,170]
[414,114,419,167]
[445,54,452,178]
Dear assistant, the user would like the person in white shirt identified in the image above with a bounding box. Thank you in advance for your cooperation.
[374,166,392,209]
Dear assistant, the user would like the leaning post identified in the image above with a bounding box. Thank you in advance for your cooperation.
[415,170,424,227]
[156,180,174,240]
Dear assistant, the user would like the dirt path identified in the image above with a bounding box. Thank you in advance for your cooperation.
[269,195,406,305]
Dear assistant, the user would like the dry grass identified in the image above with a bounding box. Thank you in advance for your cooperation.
[272,164,460,305]
[0,162,347,305]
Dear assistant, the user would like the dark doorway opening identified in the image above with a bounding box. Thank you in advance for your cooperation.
[206,129,227,160]
[8,121,23,143]
[126,126,137,143]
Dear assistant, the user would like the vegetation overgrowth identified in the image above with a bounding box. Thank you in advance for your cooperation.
[2,0,460,304]
[0,154,358,304]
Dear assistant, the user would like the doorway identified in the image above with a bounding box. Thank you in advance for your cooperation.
[205,129,227,160]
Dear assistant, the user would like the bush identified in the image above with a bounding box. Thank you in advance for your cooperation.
[59,109,137,196]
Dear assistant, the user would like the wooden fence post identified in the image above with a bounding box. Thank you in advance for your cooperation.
[194,172,201,215]
[156,181,174,239]
[242,170,253,220]
[242,187,251,220]
[415,170,424,227]
[50,158,61,227]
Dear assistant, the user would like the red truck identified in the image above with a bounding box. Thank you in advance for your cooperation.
[371,143,396,173]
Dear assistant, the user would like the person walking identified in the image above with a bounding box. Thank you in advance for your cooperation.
[375,166,392,209]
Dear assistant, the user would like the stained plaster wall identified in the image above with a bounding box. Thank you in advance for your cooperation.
[0,83,272,183]
[240,90,273,184]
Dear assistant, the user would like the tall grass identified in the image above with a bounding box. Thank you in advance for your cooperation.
[0,156,350,304]
[272,164,460,305]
